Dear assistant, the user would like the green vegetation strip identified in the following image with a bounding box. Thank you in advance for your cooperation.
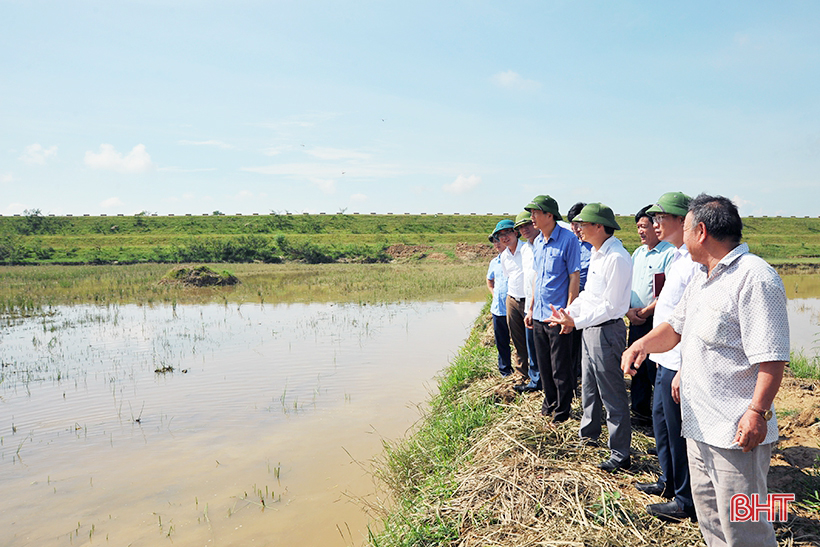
[0,262,487,314]
[369,304,502,546]
[3,211,820,265]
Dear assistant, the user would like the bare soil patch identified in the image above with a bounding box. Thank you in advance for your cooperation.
[454,242,495,261]
[385,244,433,259]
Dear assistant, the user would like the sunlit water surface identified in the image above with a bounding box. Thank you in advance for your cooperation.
[1,273,816,547]
[1,301,482,547]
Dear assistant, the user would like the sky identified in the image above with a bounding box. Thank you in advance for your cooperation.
[2,1,819,217]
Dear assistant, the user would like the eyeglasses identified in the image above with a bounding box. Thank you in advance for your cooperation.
[490,235,500,242]
[652,214,673,225]
[497,229,515,238]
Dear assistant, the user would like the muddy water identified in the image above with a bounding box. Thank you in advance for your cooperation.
[0,301,483,547]
[784,274,820,354]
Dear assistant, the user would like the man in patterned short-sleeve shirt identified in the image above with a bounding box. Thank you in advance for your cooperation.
[622,194,789,547]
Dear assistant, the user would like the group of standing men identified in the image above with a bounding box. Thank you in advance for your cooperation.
[487,193,789,547]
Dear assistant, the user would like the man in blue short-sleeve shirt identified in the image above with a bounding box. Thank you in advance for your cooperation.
[524,195,580,422]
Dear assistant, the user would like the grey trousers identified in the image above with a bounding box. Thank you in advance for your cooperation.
[579,319,631,462]
[687,440,776,547]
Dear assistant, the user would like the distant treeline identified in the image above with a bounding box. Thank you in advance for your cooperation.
[1,209,818,265]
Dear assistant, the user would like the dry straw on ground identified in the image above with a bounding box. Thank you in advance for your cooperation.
[432,374,819,547]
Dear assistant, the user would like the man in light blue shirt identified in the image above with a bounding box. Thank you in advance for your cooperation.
[487,228,512,376]
[627,205,675,425]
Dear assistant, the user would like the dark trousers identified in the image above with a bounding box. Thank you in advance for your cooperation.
[492,314,512,376]
[533,320,575,421]
[653,365,693,510]
[505,296,529,378]
[628,320,656,420]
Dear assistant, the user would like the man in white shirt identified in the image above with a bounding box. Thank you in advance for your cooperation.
[622,194,789,547]
[546,203,633,472]
[628,192,699,522]
[495,219,533,381]
[514,210,543,393]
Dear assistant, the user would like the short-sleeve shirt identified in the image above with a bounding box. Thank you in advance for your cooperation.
[532,224,581,321]
[487,256,508,317]
[579,241,593,291]
[500,240,533,299]
[667,243,790,448]
[650,245,699,371]
[630,241,675,308]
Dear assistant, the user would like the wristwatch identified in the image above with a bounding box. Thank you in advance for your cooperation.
[748,404,773,421]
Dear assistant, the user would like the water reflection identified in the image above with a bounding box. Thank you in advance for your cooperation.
[0,301,483,547]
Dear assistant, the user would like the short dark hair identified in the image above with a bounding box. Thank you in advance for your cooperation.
[688,194,742,244]
[634,205,653,224]
[567,202,586,222]
[604,225,615,236]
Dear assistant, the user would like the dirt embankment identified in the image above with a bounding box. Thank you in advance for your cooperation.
[467,318,820,546]
[384,242,495,262]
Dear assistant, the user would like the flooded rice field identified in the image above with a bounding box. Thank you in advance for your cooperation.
[0,273,817,547]
[1,300,483,547]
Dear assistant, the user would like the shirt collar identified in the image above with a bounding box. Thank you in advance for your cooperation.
[709,242,748,278]
[594,235,619,256]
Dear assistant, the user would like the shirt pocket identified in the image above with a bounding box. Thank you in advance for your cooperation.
[694,301,739,349]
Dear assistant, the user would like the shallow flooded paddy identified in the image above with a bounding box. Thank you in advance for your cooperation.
[1,301,483,546]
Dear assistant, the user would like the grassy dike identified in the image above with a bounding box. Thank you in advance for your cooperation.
[368,305,820,547]
[2,212,820,265]
[369,302,502,546]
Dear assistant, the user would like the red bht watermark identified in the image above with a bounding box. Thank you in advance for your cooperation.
[730,493,795,522]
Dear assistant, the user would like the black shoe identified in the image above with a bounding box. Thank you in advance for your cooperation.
[647,500,697,522]
[636,481,672,498]
[598,457,631,473]
[647,446,658,456]
[578,437,600,448]
[514,383,540,393]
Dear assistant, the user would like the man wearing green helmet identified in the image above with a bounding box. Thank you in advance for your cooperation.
[513,210,542,393]
[546,202,633,472]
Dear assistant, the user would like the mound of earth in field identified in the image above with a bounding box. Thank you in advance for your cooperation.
[455,242,496,260]
[385,244,433,259]
[159,266,239,287]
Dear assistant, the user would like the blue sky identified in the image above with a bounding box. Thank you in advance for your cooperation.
[2,1,819,217]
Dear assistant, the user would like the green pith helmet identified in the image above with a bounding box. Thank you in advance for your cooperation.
[488,218,515,241]
[514,210,532,228]
[524,195,563,221]
[572,202,621,230]
[647,192,692,217]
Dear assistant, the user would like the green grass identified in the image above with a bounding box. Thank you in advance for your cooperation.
[2,211,819,265]
[370,303,501,546]
[790,351,820,379]
[0,262,488,313]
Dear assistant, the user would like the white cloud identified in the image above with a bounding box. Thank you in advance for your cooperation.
[235,190,254,200]
[100,197,123,208]
[1,172,14,183]
[350,193,367,203]
[305,147,371,161]
[263,145,292,156]
[732,195,752,210]
[157,166,217,173]
[443,174,481,194]
[84,144,153,173]
[491,70,541,91]
[242,162,401,178]
[4,202,27,215]
[312,178,336,194]
[178,139,234,149]
[19,143,58,165]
